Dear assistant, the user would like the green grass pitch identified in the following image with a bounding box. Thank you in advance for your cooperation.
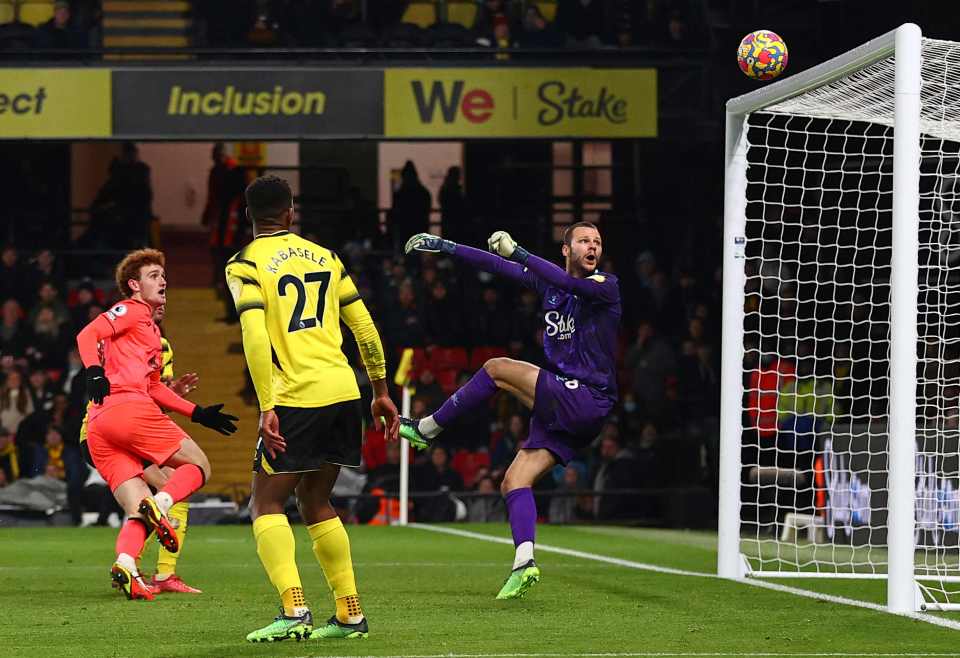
[2,522,960,657]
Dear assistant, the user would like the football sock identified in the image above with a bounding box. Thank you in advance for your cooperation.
[308,516,363,624]
[280,586,309,618]
[417,415,441,439]
[253,514,306,616]
[155,502,189,579]
[513,541,535,570]
[159,464,205,505]
[116,552,138,575]
[505,487,537,568]
[154,491,173,515]
[432,368,498,430]
[116,518,149,564]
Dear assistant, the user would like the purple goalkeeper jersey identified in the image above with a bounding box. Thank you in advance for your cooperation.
[454,245,621,402]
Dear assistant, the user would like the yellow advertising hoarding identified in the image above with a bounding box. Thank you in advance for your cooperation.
[0,69,111,138]
[385,68,656,138]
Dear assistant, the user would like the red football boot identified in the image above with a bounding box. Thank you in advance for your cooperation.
[151,574,202,594]
[111,563,156,601]
[137,497,179,553]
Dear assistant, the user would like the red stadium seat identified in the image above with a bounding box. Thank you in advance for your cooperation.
[435,368,459,394]
[469,346,507,371]
[431,347,468,372]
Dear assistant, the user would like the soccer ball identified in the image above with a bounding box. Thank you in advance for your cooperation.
[737,30,788,81]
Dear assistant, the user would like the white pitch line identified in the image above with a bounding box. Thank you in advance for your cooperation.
[409,524,960,632]
[293,653,960,658]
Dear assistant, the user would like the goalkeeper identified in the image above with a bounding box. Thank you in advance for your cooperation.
[402,222,621,599]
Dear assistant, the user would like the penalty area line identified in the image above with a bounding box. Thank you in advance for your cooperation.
[409,524,960,632]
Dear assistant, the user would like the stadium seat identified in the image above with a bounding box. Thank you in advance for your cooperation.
[431,346,469,372]
[381,21,427,47]
[534,0,557,22]
[469,346,507,371]
[445,0,477,29]
[435,368,459,394]
[19,1,53,27]
[400,1,437,29]
[0,1,15,24]
[428,21,471,47]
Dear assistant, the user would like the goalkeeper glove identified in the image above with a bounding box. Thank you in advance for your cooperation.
[404,233,457,255]
[85,366,111,405]
[192,403,239,436]
[488,230,530,264]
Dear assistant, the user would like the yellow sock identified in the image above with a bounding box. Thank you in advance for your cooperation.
[156,502,189,578]
[253,514,306,616]
[281,586,307,616]
[307,516,362,623]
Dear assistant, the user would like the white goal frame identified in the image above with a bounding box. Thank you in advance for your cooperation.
[718,23,923,613]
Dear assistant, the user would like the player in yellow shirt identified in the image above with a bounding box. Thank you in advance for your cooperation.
[79,304,202,594]
[226,175,399,643]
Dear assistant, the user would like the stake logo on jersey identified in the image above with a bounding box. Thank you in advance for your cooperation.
[544,311,575,341]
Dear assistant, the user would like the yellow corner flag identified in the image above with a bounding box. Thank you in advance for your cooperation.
[393,348,415,388]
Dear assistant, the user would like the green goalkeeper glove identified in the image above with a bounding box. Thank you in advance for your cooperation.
[404,233,457,255]
[487,230,530,264]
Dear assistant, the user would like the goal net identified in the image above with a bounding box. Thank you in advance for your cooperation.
[719,24,960,612]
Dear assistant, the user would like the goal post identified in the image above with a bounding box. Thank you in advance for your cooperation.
[718,23,942,612]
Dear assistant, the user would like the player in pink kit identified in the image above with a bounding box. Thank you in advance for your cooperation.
[76,249,239,601]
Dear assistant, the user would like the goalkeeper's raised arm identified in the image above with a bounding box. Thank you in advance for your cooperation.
[404,225,618,304]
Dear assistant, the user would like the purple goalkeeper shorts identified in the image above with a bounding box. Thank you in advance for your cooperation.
[524,370,613,465]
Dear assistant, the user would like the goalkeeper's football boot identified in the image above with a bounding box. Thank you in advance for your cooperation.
[310,615,369,639]
[137,496,179,553]
[397,417,431,450]
[110,562,155,601]
[245,608,314,643]
[495,560,541,600]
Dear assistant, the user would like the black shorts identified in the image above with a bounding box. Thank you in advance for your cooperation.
[81,440,94,468]
[253,400,363,474]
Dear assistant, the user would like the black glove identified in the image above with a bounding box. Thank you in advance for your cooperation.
[85,366,111,405]
[191,403,239,436]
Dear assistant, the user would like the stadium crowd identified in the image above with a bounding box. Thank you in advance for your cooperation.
[0,155,722,525]
[0,0,706,52]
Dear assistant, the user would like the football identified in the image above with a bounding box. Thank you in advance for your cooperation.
[737,30,788,81]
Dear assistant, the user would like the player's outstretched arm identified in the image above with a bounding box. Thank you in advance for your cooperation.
[405,232,538,288]
[488,230,619,303]
[76,315,115,404]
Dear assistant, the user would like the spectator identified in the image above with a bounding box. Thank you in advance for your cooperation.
[69,280,98,332]
[0,299,28,358]
[491,413,526,478]
[27,369,55,413]
[516,4,564,48]
[388,161,431,252]
[201,143,238,286]
[592,425,639,520]
[624,321,676,423]
[439,166,469,244]
[89,142,154,249]
[556,0,608,47]
[467,475,506,522]
[549,463,592,522]
[414,445,465,522]
[413,371,445,411]
[473,0,512,46]
[26,249,67,297]
[39,425,67,480]
[29,281,70,327]
[424,281,465,346]
[383,281,426,349]
[34,1,87,49]
[677,339,718,422]
[62,348,85,404]
[510,288,541,346]
[0,246,29,307]
[0,370,34,436]
[470,287,512,347]
[27,306,70,370]
[0,425,18,482]
[366,440,403,493]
